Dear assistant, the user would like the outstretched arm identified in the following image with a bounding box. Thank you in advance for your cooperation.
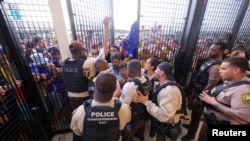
[103,16,111,57]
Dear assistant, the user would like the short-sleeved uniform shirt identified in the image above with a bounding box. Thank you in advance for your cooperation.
[205,77,250,124]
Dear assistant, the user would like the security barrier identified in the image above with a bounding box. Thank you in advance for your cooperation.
[1,0,250,140]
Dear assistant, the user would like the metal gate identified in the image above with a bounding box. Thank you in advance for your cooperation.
[185,0,250,86]
[138,0,190,63]
[0,0,70,139]
[137,0,250,86]
[67,0,113,52]
[0,18,49,140]
[1,0,250,140]
[232,1,250,52]
[0,0,113,140]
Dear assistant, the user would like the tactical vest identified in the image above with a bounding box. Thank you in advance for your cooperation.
[192,61,221,90]
[62,58,89,92]
[204,81,250,110]
[82,99,121,141]
[152,81,187,115]
[151,81,187,131]
[128,76,153,114]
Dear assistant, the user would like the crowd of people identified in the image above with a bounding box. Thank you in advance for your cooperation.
[19,16,250,141]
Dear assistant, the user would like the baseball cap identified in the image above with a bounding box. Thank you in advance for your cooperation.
[30,53,47,65]
[157,62,175,81]
[69,41,86,51]
[48,47,60,57]
[95,73,116,99]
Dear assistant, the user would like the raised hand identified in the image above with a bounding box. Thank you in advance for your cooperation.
[103,16,112,26]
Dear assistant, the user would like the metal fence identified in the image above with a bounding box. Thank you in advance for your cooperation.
[68,0,112,53]
[0,51,25,140]
[138,0,250,86]
[189,0,243,77]
[186,0,250,86]
[0,0,71,139]
[0,0,113,140]
[233,1,250,52]
[138,0,190,63]
[1,0,250,140]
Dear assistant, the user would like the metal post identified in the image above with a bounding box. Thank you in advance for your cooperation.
[227,0,250,51]
[110,0,115,44]
[0,9,45,109]
[66,0,77,40]
[48,0,71,59]
[174,0,208,86]
[136,0,141,59]
[31,107,51,141]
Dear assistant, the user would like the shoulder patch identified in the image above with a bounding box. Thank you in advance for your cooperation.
[240,93,250,106]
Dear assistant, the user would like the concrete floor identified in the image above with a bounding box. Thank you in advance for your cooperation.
[51,110,203,141]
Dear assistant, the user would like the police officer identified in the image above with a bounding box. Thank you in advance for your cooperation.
[62,41,97,111]
[62,40,99,141]
[198,57,250,141]
[135,62,182,141]
[119,59,150,141]
[89,58,121,99]
[70,73,131,141]
[88,58,109,98]
[182,41,226,141]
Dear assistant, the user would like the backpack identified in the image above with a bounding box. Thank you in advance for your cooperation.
[128,75,153,96]
[153,81,187,115]
[127,75,153,114]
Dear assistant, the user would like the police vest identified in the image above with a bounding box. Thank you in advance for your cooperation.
[83,99,121,141]
[62,58,88,92]
[192,61,221,88]
[151,81,187,129]
[152,81,187,115]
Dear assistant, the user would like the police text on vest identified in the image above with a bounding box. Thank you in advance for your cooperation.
[91,112,114,117]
